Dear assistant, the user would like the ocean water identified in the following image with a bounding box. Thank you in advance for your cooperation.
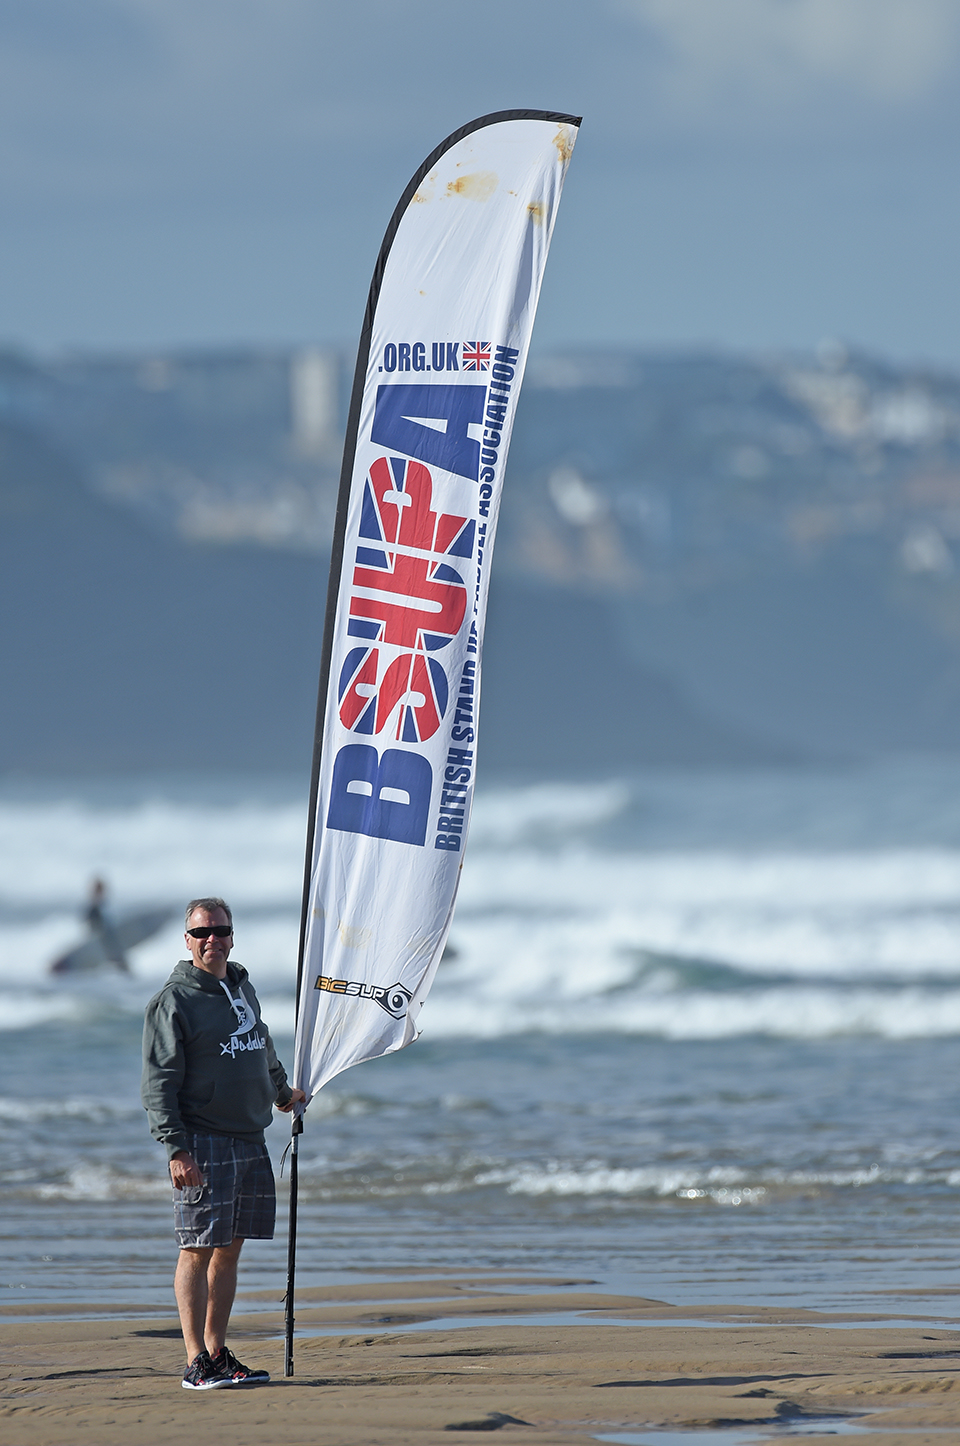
[4,758,960,1321]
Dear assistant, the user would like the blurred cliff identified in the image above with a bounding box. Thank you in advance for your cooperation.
[4,341,960,775]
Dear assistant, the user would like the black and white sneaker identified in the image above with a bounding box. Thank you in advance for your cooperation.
[181,1350,234,1390]
[211,1346,270,1385]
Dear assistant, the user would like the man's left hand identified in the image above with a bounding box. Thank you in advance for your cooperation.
[277,1087,307,1113]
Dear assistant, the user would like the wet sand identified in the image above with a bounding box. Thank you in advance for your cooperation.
[3,1277,960,1443]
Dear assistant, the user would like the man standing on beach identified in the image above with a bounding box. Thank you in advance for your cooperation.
[142,897,305,1390]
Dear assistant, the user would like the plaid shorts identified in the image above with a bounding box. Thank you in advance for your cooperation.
[172,1132,276,1249]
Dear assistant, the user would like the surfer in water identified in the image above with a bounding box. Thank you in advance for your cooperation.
[84,877,129,972]
[50,881,172,976]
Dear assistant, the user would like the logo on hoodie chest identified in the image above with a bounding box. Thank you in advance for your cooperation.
[220,989,267,1057]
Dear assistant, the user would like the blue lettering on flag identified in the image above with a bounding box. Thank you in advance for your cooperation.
[371,384,485,481]
[327,744,432,846]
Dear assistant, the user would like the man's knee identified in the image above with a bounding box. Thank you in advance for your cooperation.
[175,1248,212,1291]
[212,1237,245,1262]
[178,1246,213,1264]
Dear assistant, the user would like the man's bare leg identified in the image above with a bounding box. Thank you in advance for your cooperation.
[174,1238,245,1362]
[175,1247,212,1362]
[204,1237,244,1356]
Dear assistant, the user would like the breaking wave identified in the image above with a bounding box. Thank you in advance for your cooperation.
[5,765,960,1039]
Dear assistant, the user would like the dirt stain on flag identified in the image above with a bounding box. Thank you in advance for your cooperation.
[339,923,372,949]
[414,171,438,203]
[447,171,498,201]
[554,125,576,164]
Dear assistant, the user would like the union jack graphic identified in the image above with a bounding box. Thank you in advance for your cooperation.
[348,455,474,653]
[462,341,491,371]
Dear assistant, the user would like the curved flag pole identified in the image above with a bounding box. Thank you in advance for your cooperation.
[283,108,580,1376]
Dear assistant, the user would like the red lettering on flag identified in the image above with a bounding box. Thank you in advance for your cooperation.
[349,457,469,650]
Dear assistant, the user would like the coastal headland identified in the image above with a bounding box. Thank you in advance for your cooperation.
[3,1277,960,1444]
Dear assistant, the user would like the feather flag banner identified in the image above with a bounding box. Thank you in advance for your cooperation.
[293,110,580,1101]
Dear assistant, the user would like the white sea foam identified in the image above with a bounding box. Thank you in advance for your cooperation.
[0,1095,140,1123]
[460,846,960,913]
[422,982,960,1039]
[4,776,960,1039]
[0,794,306,910]
[454,849,960,975]
[35,1165,163,1201]
[0,991,102,1031]
[295,1157,960,1205]
[460,1159,960,1200]
[465,780,631,846]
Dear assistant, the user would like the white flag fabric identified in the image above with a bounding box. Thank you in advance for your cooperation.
[293,110,580,1101]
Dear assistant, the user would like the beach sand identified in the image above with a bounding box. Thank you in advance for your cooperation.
[3,1277,960,1443]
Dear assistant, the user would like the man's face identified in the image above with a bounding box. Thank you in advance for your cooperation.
[184,906,233,976]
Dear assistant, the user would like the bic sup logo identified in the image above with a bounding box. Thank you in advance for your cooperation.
[314,974,413,1019]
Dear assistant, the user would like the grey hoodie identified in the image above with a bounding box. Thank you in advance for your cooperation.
[141,959,293,1160]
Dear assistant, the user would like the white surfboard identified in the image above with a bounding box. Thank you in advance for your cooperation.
[50,907,173,975]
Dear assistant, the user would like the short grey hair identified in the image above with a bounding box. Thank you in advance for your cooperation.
[185,897,233,929]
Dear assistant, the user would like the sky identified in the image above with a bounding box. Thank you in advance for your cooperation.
[4,0,960,366]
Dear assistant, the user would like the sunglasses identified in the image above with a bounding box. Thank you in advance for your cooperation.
[186,925,233,939]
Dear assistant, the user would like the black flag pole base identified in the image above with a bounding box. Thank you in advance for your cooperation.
[283,1111,304,1377]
